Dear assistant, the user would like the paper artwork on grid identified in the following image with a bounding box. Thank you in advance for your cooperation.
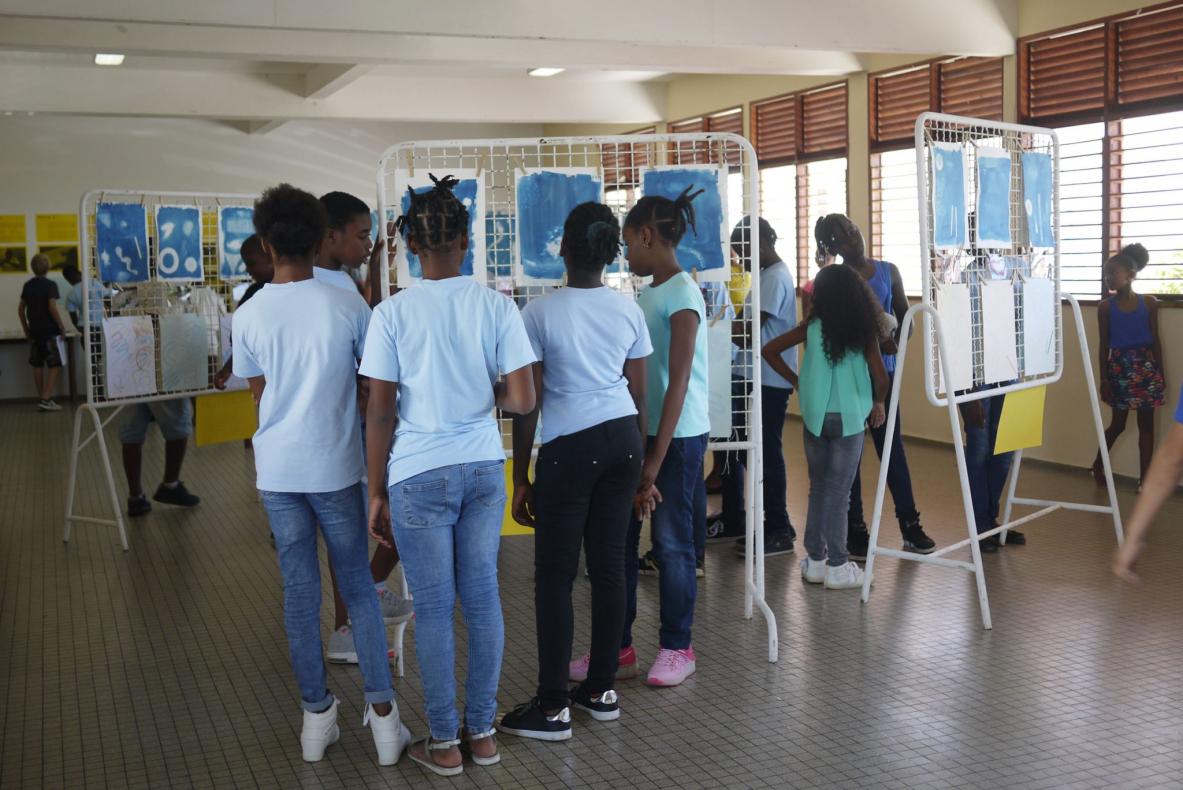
[1022,277,1056,376]
[981,280,1018,384]
[640,165,729,282]
[935,282,974,393]
[218,314,248,391]
[514,168,602,285]
[393,170,486,287]
[103,315,157,398]
[1021,152,1054,249]
[707,319,733,439]
[218,206,254,281]
[931,143,968,249]
[96,203,150,283]
[975,148,1012,249]
[155,205,204,282]
[159,313,210,392]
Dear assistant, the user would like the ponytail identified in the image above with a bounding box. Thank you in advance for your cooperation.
[562,202,621,271]
[624,184,704,246]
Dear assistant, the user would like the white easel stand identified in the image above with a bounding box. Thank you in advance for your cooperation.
[744,442,779,663]
[860,296,1123,629]
[64,403,129,551]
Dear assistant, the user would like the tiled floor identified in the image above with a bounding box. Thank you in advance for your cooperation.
[2,401,1181,789]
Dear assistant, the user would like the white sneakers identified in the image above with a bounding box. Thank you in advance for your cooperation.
[300,699,341,762]
[364,703,413,766]
[823,561,868,590]
[301,696,411,766]
[800,557,826,584]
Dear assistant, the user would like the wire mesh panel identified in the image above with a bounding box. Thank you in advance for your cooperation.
[79,190,256,407]
[915,113,1062,405]
[376,134,764,459]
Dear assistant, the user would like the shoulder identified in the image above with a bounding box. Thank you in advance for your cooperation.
[1144,293,1159,307]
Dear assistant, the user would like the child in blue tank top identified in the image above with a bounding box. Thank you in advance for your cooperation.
[1093,243,1166,490]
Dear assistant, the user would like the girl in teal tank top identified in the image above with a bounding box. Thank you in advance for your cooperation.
[762,265,889,589]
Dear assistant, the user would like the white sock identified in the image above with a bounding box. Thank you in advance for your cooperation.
[161,480,179,489]
[374,580,388,594]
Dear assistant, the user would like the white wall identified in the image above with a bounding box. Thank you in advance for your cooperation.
[0,114,541,399]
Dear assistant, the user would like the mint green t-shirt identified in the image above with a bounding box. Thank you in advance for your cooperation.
[798,320,874,438]
[636,272,710,438]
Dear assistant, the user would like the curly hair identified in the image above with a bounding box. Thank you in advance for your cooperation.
[563,202,620,271]
[623,185,703,245]
[253,183,328,258]
[809,263,883,365]
[395,173,469,253]
[1109,242,1149,273]
[319,191,370,230]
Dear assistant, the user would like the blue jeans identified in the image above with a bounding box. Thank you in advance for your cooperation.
[803,414,864,566]
[624,433,708,651]
[719,385,795,538]
[961,395,1014,533]
[848,371,921,531]
[390,461,506,739]
[261,483,394,712]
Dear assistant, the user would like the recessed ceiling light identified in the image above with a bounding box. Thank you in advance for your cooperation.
[94,53,125,66]
[528,67,564,77]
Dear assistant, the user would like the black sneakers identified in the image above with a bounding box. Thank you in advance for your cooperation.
[847,522,870,561]
[901,519,936,554]
[128,495,152,517]
[638,551,660,576]
[153,481,200,508]
[499,698,572,742]
[736,532,795,557]
[571,685,620,721]
[705,514,745,543]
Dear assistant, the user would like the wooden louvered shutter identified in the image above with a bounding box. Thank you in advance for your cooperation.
[871,65,932,146]
[1021,25,1107,122]
[939,57,1004,120]
[801,83,848,157]
[669,117,708,164]
[705,107,743,136]
[752,94,798,165]
[1116,4,1183,107]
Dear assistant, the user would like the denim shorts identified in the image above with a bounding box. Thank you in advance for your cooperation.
[119,398,194,443]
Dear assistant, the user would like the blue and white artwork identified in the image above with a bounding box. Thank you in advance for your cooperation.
[393,170,485,286]
[931,143,968,249]
[155,204,203,282]
[1022,152,1054,249]
[218,206,254,281]
[95,202,149,283]
[641,165,729,282]
[515,168,603,284]
[975,147,1012,249]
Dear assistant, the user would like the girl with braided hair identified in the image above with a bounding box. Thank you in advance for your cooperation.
[360,174,537,776]
[499,202,651,741]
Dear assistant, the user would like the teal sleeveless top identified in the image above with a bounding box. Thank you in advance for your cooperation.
[799,320,874,438]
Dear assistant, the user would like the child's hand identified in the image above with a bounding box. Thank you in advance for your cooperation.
[1113,539,1145,584]
[213,369,230,390]
[633,484,663,521]
[368,495,393,548]
[511,482,536,528]
[868,402,886,429]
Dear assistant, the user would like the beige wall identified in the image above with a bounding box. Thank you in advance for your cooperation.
[1018,0,1149,35]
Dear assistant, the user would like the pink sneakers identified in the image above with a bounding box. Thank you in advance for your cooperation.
[645,647,696,687]
[568,646,639,682]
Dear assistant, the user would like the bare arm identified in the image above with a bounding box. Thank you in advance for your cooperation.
[247,375,265,404]
[761,322,807,388]
[496,364,537,415]
[888,263,909,332]
[1148,295,1164,380]
[17,298,29,338]
[864,333,890,428]
[1114,422,1183,583]
[642,310,699,489]
[366,378,399,547]
[1097,300,1111,401]
[509,364,544,527]
[624,356,648,446]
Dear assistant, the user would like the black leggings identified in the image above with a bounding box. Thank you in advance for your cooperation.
[533,416,643,708]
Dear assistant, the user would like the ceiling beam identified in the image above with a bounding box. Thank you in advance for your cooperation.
[303,64,372,99]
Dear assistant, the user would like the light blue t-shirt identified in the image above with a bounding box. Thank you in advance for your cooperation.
[67,279,107,327]
[636,271,710,438]
[232,279,372,493]
[740,261,798,389]
[313,266,359,294]
[359,276,536,485]
[522,286,652,444]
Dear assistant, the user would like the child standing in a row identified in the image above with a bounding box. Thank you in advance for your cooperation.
[361,175,536,777]
[500,202,650,741]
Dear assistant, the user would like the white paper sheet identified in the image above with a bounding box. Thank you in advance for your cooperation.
[935,282,973,394]
[707,319,733,439]
[102,315,157,399]
[159,313,210,392]
[1022,277,1057,376]
[217,314,248,391]
[982,280,1018,384]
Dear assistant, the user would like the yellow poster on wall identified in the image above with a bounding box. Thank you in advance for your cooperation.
[502,457,533,537]
[994,386,1047,455]
[0,215,25,245]
[35,213,78,243]
[195,390,258,447]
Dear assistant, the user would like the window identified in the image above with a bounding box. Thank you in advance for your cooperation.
[1020,2,1183,296]
[797,157,848,284]
[602,126,654,189]
[669,108,743,164]
[870,148,922,293]
[760,165,796,268]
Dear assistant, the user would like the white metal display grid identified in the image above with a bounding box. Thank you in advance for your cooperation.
[67,189,255,550]
[861,114,1123,629]
[376,134,778,662]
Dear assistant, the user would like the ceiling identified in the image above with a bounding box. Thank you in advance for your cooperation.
[0,0,1019,133]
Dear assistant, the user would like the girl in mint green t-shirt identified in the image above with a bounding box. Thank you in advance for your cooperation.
[762,264,888,591]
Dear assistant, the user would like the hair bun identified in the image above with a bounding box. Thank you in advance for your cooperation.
[1121,243,1149,271]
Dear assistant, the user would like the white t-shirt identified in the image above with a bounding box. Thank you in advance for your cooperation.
[739,260,798,389]
[232,279,371,493]
[522,287,652,444]
[358,276,536,485]
[313,266,359,294]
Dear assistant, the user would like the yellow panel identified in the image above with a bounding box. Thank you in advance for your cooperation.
[0,215,25,245]
[35,213,79,243]
[195,390,258,447]
[994,386,1047,455]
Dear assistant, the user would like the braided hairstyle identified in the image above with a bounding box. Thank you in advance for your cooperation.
[395,173,469,253]
[623,185,703,246]
[563,202,620,272]
[1108,243,1149,274]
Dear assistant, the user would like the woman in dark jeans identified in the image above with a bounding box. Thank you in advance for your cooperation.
[501,202,652,741]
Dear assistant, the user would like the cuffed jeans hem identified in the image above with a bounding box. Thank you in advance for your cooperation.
[659,634,692,651]
[302,692,336,713]
[364,689,396,706]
